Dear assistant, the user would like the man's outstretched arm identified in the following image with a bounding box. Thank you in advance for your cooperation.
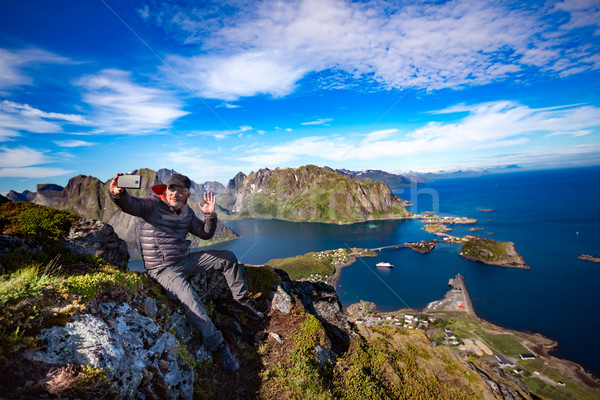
[109,173,151,218]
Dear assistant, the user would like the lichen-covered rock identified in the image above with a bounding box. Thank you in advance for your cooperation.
[64,217,129,269]
[28,302,194,400]
[270,284,293,314]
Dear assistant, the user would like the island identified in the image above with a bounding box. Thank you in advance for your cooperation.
[579,254,600,263]
[423,223,452,235]
[417,213,529,269]
[404,240,436,253]
[460,237,529,269]
[477,209,495,212]
[419,214,478,224]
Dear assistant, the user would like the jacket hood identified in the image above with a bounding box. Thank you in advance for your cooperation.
[152,184,167,195]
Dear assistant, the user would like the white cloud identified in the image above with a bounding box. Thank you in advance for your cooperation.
[217,103,241,109]
[241,101,600,163]
[0,146,54,168]
[0,167,75,178]
[167,52,306,100]
[137,5,150,20]
[545,129,591,137]
[554,0,600,31]
[185,125,253,139]
[301,118,333,126]
[53,140,96,147]
[0,48,72,90]
[75,69,189,134]
[2,101,88,123]
[156,0,600,100]
[0,100,83,141]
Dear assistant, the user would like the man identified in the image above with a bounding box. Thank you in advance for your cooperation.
[109,172,264,372]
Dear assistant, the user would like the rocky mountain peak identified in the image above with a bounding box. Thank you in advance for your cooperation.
[218,164,412,223]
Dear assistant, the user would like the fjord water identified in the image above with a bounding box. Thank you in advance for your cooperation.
[134,166,600,376]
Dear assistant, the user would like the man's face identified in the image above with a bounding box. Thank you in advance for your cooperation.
[165,185,190,210]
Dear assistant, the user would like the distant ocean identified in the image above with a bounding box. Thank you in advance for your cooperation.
[130,165,600,377]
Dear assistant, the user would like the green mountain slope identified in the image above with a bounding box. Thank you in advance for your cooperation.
[219,165,412,223]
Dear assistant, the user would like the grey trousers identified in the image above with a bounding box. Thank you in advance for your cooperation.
[147,250,248,351]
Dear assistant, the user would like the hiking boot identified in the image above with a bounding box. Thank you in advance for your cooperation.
[215,342,239,373]
[232,298,265,320]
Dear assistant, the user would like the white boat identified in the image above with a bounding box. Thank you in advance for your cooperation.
[376,262,393,268]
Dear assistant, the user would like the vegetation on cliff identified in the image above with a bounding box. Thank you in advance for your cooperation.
[460,237,529,269]
[219,165,412,224]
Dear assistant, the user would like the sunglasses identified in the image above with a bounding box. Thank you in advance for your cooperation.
[168,185,189,195]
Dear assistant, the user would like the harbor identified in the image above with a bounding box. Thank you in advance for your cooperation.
[423,273,476,316]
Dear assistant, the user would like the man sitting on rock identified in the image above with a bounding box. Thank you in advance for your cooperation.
[109,172,264,372]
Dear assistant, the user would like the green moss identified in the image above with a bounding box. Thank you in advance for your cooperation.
[0,202,82,272]
[0,201,74,239]
[244,265,282,293]
[273,313,334,399]
[62,268,144,302]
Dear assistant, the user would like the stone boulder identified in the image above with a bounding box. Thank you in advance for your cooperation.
[28,302,194,400]
[266,271,352,356]
[64,217,129,269]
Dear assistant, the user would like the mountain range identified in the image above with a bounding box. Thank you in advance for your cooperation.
[7,165,412,257]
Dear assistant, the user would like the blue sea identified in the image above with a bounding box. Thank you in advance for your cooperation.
[130,166,600,376]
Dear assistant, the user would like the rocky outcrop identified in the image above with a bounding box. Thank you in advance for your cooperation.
[63,217,129,269]
[579,254,600,263]
[294,280,353,354]
[28,302,194,399]
[219,165,412,223]
[0,201,129,273]
[33,183,64,207]
[471,363,531,400]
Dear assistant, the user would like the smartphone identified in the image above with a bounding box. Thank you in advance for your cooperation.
[117,174,141,189]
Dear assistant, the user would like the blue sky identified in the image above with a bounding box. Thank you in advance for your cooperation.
[1,0,599,193]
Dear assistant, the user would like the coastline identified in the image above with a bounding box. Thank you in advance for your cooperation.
[326,250,377,287]
[342,274,600,395]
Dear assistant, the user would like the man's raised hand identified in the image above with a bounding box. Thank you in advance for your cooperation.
[110,173,124,196]
[200,192,216,215]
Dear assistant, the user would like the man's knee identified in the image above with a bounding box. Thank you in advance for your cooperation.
[221,250,237,265]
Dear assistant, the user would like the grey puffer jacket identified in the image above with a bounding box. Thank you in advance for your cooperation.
[110,189,217,270]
